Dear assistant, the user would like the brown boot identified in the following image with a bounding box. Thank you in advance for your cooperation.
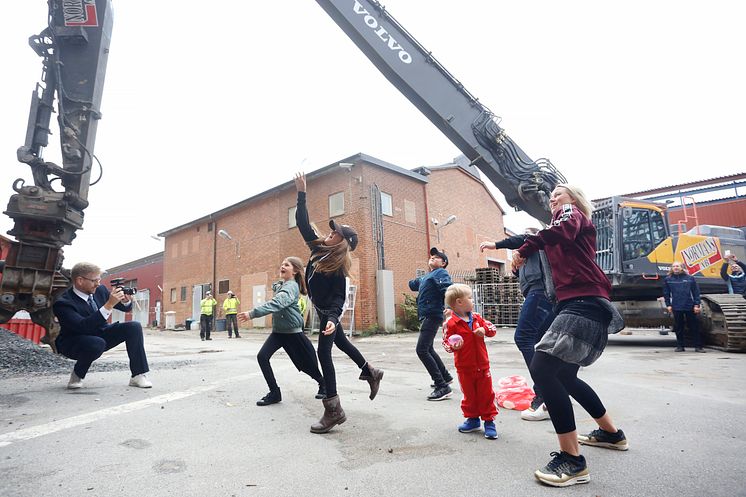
[359,364,384,400]
[310,395,346,434]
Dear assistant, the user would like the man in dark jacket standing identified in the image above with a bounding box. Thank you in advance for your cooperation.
[663,261,704,352]
[53,262,151,389]
[409,247,454,401]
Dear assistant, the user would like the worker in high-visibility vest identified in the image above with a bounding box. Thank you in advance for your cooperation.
[223,291,241,338]
[200,291,218,341]
[298,294,307,326]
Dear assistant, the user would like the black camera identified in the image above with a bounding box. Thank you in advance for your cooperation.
[110,277,137,296]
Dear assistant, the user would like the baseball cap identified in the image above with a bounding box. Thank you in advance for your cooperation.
[430,247,448,267]
[329,220,359,251]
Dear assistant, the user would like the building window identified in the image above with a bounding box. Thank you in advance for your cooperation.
[380,192,393,217]
[180,286,187,302]
[288,206,297,228]
[329,192,344,217]
[207,222,213,232]
[170,288,177,303]
[218,279,230,294]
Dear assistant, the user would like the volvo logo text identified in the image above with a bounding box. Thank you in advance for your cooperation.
[352,0,412,64]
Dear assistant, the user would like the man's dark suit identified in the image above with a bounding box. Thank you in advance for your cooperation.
[53,286,149,379]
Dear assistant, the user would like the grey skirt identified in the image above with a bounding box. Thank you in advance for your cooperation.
[535,297,625,367]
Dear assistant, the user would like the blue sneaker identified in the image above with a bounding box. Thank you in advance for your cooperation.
[484,420,498,440]
[458,417,481,433]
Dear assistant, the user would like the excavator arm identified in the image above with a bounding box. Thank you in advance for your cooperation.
[314,0,565,223]
[0,0,113,347]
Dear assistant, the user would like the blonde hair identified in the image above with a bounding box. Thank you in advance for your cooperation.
[309,238,352,276]
[555,183,594,218]
[445,283,472,309]
[71,262,101,279]
[285,256,308,295]
[668,261,684,276]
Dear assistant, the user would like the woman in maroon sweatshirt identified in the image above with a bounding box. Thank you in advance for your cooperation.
[513,184,626,488]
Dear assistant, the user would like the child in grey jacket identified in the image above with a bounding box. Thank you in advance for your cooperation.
[239,257,325,406]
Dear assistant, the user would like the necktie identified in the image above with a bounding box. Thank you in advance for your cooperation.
[88,295,98,312]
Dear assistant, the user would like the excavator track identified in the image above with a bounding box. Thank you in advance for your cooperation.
[701,294,746,352]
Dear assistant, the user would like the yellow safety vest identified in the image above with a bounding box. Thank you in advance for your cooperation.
[223,297,240,314]
[298,295,307,316]
[200,297,216,315]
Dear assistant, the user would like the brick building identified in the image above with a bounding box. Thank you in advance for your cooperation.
[159,154,509,331]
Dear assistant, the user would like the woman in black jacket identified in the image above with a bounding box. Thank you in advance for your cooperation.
[294,172,384,434]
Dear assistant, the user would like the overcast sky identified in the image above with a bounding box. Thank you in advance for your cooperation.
[1,0,744,269]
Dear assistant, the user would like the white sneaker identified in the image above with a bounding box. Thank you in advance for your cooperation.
[67,371,84,390]
[129,373,153,388]
[521,402,550,421]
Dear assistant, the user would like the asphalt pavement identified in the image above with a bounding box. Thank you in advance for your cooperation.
[1,327,745,497]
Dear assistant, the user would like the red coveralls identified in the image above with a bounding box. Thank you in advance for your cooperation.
[443,312,498,421]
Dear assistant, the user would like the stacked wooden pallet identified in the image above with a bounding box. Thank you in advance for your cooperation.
[473,268,524,327]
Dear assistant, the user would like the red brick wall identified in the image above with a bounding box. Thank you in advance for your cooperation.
[426,169,510,273]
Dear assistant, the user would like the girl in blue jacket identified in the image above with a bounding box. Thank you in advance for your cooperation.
[238,257,325,406]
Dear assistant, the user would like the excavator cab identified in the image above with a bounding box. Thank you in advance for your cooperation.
[593,197,671,300]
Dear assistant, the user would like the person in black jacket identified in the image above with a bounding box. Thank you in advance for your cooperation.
[480,228,555,421]
[294,172,383,434]
[663,261,704,352]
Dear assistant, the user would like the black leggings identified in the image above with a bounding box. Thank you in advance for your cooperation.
[257,333,323,391]
[529,351,607,434]
[317,316,367,397]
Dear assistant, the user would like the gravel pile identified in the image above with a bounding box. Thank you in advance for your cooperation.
[0,328,129,379]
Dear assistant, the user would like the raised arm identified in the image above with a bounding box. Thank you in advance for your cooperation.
[294,172,319,243]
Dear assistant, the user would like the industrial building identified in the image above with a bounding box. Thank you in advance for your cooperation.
[158,154,509,332]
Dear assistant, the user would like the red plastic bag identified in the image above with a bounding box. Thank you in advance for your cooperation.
[495,375,534,410]
[497,374,528,389]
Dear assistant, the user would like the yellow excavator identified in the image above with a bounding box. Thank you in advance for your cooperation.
[592,197,745,350]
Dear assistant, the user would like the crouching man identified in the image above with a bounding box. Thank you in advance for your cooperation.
[53,262,152,389]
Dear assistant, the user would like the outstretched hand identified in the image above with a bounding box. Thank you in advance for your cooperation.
[237,311,251,323]
[294,172,306,192]
[479,241,496,253]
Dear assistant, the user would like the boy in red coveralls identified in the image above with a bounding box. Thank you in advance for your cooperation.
[442,283,499,439]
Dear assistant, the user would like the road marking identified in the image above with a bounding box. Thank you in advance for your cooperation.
[0,373,257,448]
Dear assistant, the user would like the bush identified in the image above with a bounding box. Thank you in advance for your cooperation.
[401,294,419,331]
